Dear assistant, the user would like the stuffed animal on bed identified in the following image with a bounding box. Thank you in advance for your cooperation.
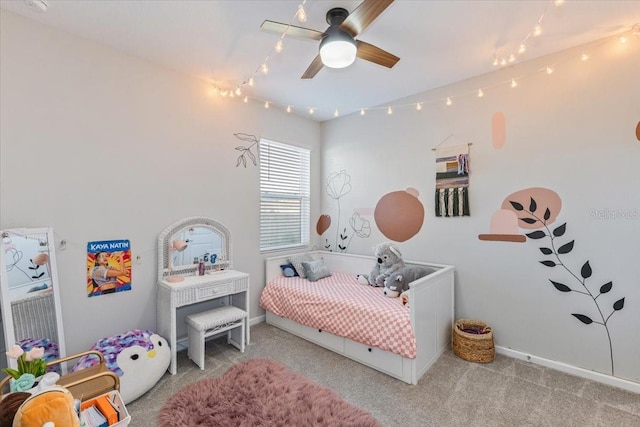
[382,266,436,297]
[356,242,406,287]
[71,329,170,404]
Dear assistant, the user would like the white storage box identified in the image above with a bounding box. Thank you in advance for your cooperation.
[80,389,131,426]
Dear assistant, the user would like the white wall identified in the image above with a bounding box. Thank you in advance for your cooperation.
[0,11,321,354]
[320,35,640,383]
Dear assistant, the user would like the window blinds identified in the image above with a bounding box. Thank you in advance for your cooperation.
[259,139,310,252]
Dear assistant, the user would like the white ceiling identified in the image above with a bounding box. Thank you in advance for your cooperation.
[2,0,639,122]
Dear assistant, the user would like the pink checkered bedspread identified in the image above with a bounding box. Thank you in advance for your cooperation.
[260,272,417,359]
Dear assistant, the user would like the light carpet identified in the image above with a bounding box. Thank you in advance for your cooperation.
[127,323,640,427]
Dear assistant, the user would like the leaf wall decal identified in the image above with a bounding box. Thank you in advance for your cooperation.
[613,298,625,311]
[520,217,537,224]
[539,247,553,255]
[544,208,551,221]
[553,223,566,237]
[557,240,575,254]
[510,201,524,211]
[540,260,556,267]
[572,313,594,324]
[529,197,537,213]
[581,261,592,279]
[600,282,613,294]
[526,231,546,239]
[550,280,571,292]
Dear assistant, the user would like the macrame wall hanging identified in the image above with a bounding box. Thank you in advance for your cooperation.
[432,137,471,217]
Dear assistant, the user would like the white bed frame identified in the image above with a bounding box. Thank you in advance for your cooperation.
[264,251,454,385]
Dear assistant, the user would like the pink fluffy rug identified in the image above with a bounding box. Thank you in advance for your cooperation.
[158,358,381,426]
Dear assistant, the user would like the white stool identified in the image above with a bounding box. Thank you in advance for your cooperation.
[185,305,247,370]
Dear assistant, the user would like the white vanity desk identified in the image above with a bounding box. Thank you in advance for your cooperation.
[156,216,249,375]
[157,270,249,375]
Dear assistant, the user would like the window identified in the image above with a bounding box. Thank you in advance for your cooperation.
[259,139,310,252]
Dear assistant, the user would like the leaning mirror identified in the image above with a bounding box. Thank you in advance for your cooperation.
[0,227,66,372]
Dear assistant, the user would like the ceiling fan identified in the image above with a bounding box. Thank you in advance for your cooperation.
[260,0,400,79]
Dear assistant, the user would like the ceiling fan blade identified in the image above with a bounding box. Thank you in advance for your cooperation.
[356,40,400,68]
[261,20,324,41]
[341,0,394,37]
[301,55,324,79]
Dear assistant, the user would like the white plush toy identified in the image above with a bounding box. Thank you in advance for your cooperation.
[71,330,170,404]
[357,242,405,287]
[382,266,436,297]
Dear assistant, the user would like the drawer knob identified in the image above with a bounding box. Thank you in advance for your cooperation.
[318,329,322,333]
[368,348,372,352]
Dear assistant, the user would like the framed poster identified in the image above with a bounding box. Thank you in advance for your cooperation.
[86,239,132,297]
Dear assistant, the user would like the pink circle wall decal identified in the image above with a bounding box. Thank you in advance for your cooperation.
[636,121,640,142]
[374,190,424,242]
[492,112,506,149]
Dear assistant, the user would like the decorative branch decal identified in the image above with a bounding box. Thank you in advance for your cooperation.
[233,133,259,167]
[510,196,625,376]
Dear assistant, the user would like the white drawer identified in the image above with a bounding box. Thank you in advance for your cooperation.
[344,340,404,378]
[298,324,344,354]
[267,313,301,335]
[196,282,232,300]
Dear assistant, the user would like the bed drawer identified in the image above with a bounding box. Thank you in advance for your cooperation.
[298,324,344,354]
[344,340,404,378]
[266,313,301,335]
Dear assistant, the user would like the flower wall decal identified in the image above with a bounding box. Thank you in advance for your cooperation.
[320,170,370,251]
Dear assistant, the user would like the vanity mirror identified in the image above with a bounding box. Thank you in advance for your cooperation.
[158,217,232,281]
[0,227,66,371]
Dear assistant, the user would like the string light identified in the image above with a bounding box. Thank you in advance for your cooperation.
[533,24,543,37]
[297,3,307,23]
[210,7,636,121]
[275,40,284,53]
[493,0,558,67]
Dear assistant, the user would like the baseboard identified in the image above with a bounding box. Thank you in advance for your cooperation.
[495,346,640,394]
[250,315,265,327]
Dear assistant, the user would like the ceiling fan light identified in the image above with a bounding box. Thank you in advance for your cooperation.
[319,30,357,69]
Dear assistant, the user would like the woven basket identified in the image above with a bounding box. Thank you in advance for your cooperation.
[452,319,495,363]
